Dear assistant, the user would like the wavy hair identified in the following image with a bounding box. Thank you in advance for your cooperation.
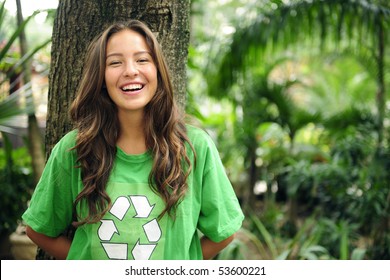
[69,20,194,225]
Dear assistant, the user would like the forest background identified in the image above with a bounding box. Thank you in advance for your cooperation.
[0,0,389,260]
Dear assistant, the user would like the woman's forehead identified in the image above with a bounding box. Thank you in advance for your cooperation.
[106,29,151,55]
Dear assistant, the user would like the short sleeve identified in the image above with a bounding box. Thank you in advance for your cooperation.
[22,131,78,237]
[195,130,244,242]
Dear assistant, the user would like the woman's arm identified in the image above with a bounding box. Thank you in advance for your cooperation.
[25,225,72,260]
[200,233,235,260]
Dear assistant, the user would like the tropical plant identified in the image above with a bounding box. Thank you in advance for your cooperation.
[0,0,50,131]
[209,0,389,145]
[197,0,390,259]
[248,210,366,260]
[0,1,50,90]
[0,135,33,234]
[0,0,50,235]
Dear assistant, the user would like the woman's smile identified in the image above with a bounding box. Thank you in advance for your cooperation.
[105,29,158,113]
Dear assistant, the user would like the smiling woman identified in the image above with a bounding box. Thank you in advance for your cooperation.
[104,29,158,117]
[22,20,244,260]
[104,29,158,155]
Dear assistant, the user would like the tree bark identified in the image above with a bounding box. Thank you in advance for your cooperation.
[39,0,190,259]
[45,0,191,155]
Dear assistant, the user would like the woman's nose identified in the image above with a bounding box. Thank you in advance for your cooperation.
[123,61,139,77]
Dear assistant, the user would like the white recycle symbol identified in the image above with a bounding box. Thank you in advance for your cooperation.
[98,195,162,260]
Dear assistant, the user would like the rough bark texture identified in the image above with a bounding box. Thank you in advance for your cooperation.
[45,0,191,155]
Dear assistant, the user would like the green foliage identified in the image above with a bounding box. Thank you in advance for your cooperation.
[242,210,366,260]
[0,1,50,88]
[0,89,35,134]
[249,212,331,259]
[0,0,49,235]
[0,0,50,133]
[189,0,389,260]
[215,238,248,260]
[0,134,33,234]
[209,0,390,93]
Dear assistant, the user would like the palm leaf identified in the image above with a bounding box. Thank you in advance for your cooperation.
[249,213,279,259]
[323,106,376,131]
[209,0,390,93]
[0,38,51,87]
[0,1,6,33]
[0,9,40,61]
[0,83,35,133]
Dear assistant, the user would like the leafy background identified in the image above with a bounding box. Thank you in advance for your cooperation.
[1,0,389,260]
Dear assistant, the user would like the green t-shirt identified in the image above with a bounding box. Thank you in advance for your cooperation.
[22,125,244,260]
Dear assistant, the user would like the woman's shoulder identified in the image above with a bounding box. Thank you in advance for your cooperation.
[185,124,217,150]
[51,129,78,154]
[44,130,78,169]
[186,124,210,141]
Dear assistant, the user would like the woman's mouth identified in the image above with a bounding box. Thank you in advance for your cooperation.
[121,84,144,92]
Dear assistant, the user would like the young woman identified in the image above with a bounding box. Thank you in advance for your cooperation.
[23,20,244,260]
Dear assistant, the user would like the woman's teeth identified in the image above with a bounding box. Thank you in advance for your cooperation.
[122,84,143,91]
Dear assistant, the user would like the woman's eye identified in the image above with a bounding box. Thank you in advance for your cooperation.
[108,61,121,66]
[138,58,149,63]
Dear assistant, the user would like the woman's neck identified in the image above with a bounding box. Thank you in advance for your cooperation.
[116,110,147,155]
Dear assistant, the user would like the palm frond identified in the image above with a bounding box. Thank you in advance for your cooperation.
[0,38,51,87]
[0,9,40,61]
[0,0,7,33]
[0,83,35,131]
[208,0,390,93]
[323,106,377,131]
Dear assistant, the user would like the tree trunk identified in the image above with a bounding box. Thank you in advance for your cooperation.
[45,0,191,154]
[375,15,385,147]
[16,0,45,185]
[39,0,191,260]
[246,149,258,212]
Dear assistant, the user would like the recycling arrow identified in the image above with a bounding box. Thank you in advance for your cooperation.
[129,195,155,218]
[97,193,162,260]
[143,219,161,242]
[110,196,131,220]
[102,243,128,260]
[98,220,118,241]
[131,239,156,260]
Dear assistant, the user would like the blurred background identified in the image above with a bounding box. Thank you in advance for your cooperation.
[0,0,389,260]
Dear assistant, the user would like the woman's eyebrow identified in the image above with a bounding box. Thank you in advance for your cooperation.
[106,51,152,59]
[106,52,123,59]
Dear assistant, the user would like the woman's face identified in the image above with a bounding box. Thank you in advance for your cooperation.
[105,29,158,115]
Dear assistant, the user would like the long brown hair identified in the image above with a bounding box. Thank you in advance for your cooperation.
[69,20,194,225]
